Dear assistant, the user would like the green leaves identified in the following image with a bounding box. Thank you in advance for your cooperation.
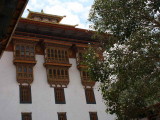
[88,0,160,119]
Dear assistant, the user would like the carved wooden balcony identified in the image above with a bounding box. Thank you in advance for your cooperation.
[17,73,33,84]
[45,46,69,62]
[16,64,34,84]
[48,77,69,87]
[76,51,87,69]
[80,71,95,87]
[46,66,70,87]
[14,56,35,61]
[81,78,96,87]
[13,41,37,64]
[45,58,69,64]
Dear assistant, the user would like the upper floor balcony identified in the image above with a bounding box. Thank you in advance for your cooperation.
[44,47,70,66]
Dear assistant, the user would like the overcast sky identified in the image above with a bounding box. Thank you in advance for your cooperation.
[22,0,94,29]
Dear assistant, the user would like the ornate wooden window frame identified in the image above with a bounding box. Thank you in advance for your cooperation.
[45,47,69,64]
[16,63,34,84]
[54,87,66,104]
[85,88,96,104]
[76,47,95,87]
[79,69,95,87]
[46,66,70,87]
[89,112,98,120]
[19,84,32,104]
[13,38,37,62]
[76,48,86,66]
[44,43,70,64]
[15,44,35,60]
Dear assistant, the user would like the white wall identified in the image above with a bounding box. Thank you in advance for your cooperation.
[0,51,116,120]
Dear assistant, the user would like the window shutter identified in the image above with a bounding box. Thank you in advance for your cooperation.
[89,112,98,120]
[85,88,96,104]
[20,85,31,103]
[54,88,66,104]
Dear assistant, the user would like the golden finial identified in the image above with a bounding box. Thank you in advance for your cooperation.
[27,9,30,12]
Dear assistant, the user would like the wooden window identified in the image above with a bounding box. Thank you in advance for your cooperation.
[16,64,33,83]
[15,44,35,60]
[77,51,85,65]
[54,87,66,104]
[22,113,32,120]
[20,85,32,103]
[46,48,68,63]
[58,112,67,120]
[89,112,98,120]
[47,67,69,83]
[81,71,91,81]
[85,88,96,104]
[79,52,84,62]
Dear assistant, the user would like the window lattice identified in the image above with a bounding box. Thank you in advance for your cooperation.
[20,85,31,103]
[85,88,96,104]
[47,67,69,83]
[15,44,35,60]
[54,88,66,104]
[77,51,86,65]
[46,48,68,63]
[17,65,33,79]
[81,71,91,81]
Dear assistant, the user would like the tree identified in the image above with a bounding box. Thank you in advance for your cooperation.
[86,0,160,119]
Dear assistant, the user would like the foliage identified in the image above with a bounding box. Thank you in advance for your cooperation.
[86,0,160,119]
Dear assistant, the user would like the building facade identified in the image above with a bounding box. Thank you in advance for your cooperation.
[0,11,116,120]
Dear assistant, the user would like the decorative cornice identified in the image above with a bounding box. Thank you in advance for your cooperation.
[44,62,72,67]
[13,60,36,65]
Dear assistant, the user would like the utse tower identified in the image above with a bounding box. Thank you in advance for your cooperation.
[0,10,116,120]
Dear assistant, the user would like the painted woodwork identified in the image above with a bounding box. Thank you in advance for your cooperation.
[76,48,96,87]
[46,66,69,87]
[20,85,32,104]
[85,88,96,104]
[76,47,88,66]
[44,42,71,87]
[13,38,37,84]
[54,88,66,104]
[14,31,96,46]
[45,47,69,64]
[80,70,96,87]
[13,38,37,62]
[16,64,34,84]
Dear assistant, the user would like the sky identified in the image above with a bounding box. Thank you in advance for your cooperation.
[22,0,94,29]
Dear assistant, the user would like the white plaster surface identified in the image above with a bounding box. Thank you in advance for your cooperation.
[0,51,116,120]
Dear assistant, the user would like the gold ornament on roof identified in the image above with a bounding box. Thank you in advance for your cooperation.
[41,9,44,13]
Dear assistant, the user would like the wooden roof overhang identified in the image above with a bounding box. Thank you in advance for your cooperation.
[14,31,96,47]
[0,0,28,58]
[15,18,96,44]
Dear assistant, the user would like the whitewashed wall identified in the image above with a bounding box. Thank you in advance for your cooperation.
[0,51,116,120]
